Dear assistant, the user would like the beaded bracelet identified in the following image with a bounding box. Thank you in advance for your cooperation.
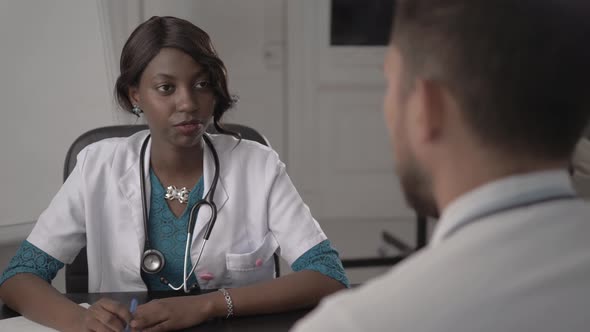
[218,288,234,319]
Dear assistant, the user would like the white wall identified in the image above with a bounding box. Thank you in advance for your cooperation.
[0,0,118,292]
[0,1,123,236]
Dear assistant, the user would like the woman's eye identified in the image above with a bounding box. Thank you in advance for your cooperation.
[195,80,211,89]
[157,84,174,93]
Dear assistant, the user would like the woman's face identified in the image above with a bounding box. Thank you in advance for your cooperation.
[129,47,215,149]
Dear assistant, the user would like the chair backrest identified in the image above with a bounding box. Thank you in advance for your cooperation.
[64,124,277,293]
[63,124,271,181]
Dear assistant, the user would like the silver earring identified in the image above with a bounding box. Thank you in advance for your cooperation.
[131,104,143,117]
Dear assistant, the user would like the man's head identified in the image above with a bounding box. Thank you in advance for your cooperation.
[384,0,590,217]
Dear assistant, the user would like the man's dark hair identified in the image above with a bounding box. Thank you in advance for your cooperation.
[394,0,590,160]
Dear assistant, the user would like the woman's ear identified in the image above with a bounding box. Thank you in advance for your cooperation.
[128,86,140,106]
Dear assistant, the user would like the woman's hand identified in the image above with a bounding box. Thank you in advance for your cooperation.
[129,293,222,332]
[79,297,133,332]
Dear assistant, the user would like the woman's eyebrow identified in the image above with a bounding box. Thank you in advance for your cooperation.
[151,69,208,81]
[151,73,175,81]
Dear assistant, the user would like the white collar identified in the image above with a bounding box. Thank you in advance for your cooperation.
[430,169,575,247]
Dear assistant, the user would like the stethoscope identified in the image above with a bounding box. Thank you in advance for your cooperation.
[138,133,220,293]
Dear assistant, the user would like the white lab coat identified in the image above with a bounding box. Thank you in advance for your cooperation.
[28,131,326,292]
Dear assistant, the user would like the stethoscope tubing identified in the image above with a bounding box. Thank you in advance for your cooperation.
[138,133,220,292]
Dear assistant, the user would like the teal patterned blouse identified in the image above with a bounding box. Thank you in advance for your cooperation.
[0,170,349,289]
[141,170,203,290]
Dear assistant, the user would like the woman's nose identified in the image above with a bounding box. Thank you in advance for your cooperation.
[176,86,199,112]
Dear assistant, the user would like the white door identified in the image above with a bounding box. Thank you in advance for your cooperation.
[286,1,421,280]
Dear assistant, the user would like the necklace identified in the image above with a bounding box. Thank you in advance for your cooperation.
[165,185,190,204]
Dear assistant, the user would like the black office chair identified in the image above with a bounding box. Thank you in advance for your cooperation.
[63,124,278,293]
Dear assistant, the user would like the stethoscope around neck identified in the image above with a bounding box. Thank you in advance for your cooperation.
[138,133,220,293]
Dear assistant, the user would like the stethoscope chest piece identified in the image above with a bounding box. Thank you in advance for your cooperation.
[142,249,165,274]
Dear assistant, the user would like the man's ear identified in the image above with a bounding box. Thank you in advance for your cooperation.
[128,86,140,106]
[412,79,446,143]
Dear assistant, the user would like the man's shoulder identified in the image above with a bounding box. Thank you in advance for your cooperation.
[291,269,411,331]
[293,214,590,331]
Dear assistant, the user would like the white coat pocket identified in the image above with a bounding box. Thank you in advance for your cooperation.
[225,232,279,287]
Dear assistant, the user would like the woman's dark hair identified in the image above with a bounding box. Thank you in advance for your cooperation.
[115,16,238,138]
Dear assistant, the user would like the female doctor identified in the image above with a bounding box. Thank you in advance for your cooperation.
[0,16,348,332]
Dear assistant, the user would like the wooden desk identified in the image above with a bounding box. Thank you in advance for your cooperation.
[1,291,311,331]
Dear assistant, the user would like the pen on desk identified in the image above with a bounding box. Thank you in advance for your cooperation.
[125,298,138,332]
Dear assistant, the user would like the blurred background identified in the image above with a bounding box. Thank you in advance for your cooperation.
[1,0,588,292]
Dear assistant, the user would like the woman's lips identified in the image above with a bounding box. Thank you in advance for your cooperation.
[174,121,203,135]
